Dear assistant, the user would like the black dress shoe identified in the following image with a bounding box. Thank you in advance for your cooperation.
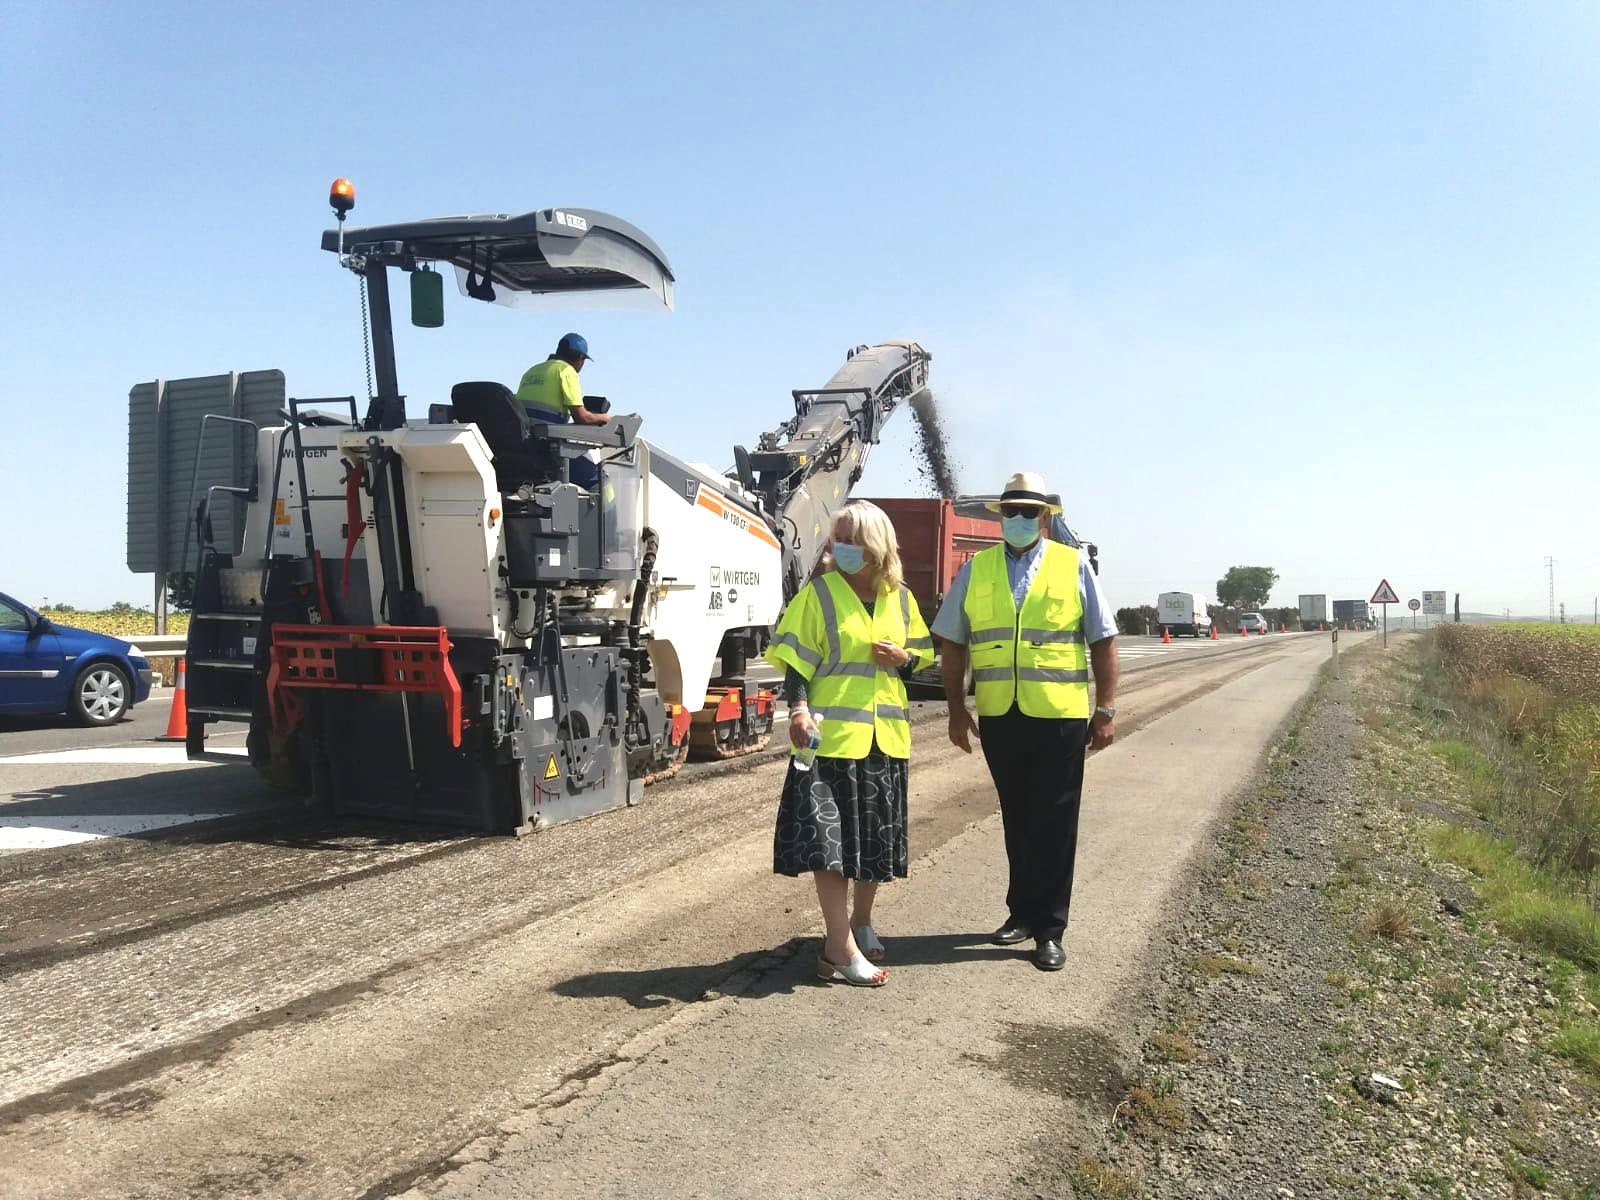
[1033,938,1066,971]
[990,922,1031,946]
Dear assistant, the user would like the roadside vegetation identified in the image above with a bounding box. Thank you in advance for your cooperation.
[1092,631,1600,1198]
[39,603,187,640]
[1419,624,1600,1081]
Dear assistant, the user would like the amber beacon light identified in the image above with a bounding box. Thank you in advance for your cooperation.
[329,177,356,217]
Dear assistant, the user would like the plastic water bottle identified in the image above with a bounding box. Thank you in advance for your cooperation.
[792,718,823,772]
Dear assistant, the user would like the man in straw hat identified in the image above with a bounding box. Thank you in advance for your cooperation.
[930,471,1118,971]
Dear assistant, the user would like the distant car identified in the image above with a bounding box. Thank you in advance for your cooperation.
[1238,612,1270,635]
[0,593,153,725]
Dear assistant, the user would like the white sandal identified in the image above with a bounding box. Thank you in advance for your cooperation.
[816,950,888,987]
[853,924,886,962]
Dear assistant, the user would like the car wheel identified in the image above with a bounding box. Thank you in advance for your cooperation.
[71,662,130,726]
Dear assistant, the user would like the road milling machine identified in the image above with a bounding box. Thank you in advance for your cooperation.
[182,183,931,832]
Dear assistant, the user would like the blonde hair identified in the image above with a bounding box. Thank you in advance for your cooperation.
[827,500,904,592]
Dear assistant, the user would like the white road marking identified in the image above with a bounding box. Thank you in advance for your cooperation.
[0,747,248,766]
[0,813,245,851]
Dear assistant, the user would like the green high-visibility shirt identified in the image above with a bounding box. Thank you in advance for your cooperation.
[516,359,583,418]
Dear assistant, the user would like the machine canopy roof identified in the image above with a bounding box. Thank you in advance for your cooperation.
[319,208,674,311]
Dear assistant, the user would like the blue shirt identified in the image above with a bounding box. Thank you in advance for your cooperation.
[930,537,1117,646]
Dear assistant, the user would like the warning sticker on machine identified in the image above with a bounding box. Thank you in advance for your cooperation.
[274,499,291,526]
[543,754,560,781]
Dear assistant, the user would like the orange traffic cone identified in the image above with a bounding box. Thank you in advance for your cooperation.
[1209,624,1219,640]
[1279,623,1287,634]
[160,658,188,741]
[1161,626,1172,644]
[1239,625,1248,637]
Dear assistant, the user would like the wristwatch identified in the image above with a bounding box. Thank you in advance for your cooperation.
[1094,705,1117,720]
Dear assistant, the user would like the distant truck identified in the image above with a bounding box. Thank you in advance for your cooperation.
[1298,594,1329,630]
[1157,591,1213,638]
[865,498,1000,693]
[1332,599,1371,629]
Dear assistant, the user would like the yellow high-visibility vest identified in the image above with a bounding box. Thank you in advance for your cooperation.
[766,571,934,759]
[515,358,583,419]
[962,541,1090,718]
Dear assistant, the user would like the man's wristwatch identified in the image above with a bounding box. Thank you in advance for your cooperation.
[1093,705,1117,720]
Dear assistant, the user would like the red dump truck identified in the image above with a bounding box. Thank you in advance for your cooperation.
[864,497,1000,693]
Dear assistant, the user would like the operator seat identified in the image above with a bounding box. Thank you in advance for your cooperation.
[450,381,543,490]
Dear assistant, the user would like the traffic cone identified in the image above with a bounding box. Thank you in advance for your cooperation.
[1279,623,1287,634]
[159,658,188,741]
[1161,626,1172,644]
[1209,624,1219,640]
[1239,625,1248,637]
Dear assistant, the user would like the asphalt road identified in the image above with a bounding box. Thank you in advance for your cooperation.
[0,685,183,756]
[0,629,1350,1199]
[0,633,1320,853]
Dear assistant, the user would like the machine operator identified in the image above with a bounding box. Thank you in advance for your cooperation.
[515,332,611,427]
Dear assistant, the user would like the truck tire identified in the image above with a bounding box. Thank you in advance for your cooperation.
[70,662,131,726]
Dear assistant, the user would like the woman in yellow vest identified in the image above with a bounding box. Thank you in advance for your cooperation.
[767,501,934,987]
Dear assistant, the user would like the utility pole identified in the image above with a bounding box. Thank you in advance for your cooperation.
[1559,602,1566,624]
[1545,555,1555,624]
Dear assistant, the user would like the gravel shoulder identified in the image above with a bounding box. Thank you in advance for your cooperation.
[1072,634,1600,1199]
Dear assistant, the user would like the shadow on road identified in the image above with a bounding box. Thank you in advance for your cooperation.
[553,932,1018,1010]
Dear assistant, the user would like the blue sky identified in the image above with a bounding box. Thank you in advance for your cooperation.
[2,2,1597,618]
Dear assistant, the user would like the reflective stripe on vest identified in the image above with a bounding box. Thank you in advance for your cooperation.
[806,572,915,758]
[765,572,931,759]
[962,541,1090,718]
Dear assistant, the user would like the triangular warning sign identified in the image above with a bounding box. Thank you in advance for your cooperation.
[1370,578,1400,605]
[543,754,561,781]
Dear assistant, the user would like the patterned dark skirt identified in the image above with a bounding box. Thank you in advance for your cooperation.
[773,744,909,883]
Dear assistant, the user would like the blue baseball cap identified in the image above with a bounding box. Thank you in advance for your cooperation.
[556,332,592,361]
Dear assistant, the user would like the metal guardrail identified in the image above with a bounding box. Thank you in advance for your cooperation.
[134,635,189,655]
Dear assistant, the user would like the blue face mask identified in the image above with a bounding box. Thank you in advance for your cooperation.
[1002,514,1040,548]
[832,542,868,574]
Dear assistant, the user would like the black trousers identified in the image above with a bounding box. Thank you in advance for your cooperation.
[978,706,1089,943]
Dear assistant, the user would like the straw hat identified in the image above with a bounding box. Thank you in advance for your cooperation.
[985,471,1062,514]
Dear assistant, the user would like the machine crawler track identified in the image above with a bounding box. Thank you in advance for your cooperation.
[686,685,775,761]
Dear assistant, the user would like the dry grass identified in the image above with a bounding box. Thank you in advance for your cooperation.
[1193,954,1262,978]
[1233,816,1269,851]
[1070,1156,1143,1197]
[1363,899,1415,943]
[1428,625,1600,880]
[1146,1025,1204,1063]
[1116,1080,1189,1134]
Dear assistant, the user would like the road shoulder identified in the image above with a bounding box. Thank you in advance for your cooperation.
[1085,637,1600,1198]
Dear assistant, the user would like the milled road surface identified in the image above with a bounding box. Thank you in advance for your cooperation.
[0,631,1350,1199]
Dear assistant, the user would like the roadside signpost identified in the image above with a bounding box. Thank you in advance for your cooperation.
[1408,596,1421,629]
[1371,578,1400,646]
[1421,589,1446,630]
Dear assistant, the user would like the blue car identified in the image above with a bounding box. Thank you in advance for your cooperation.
[0,593,154,725]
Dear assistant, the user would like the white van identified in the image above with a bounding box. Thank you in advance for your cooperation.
[1157,591,1213,638]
